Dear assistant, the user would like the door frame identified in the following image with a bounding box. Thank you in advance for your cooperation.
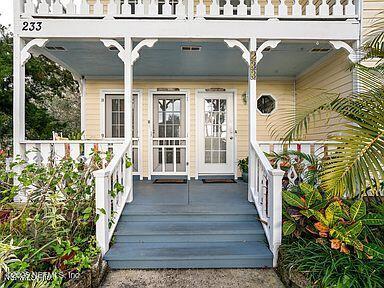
[99,89,143,179]
[148,89,190,179]
[195,89,237,179]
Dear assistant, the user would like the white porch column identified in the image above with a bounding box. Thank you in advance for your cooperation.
[13,36,26,158]
[124,37,134,203]
[124,37,133,142]
[248,38,257,203]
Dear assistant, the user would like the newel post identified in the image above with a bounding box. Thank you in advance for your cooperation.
[94,170,110,256]
[269,169,284,267]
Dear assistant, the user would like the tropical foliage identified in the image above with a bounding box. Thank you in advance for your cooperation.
[0,150,107,287]
[280,238,384,288]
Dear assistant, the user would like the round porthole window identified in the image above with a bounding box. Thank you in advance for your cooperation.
[257,95,276,115]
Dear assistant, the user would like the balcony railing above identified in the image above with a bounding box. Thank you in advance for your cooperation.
[21,0,358,21]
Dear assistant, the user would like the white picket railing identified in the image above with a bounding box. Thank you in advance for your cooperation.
[22,0,358,20]
[94,141,133,255]
[20,140,124,165]
[248,140,284,267]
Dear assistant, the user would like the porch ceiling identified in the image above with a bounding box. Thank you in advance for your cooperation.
[40,40,334,79]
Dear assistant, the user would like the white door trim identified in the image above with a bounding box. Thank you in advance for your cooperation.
[100,89,143,179]
[148,89,190,180]
[195,89,237,177]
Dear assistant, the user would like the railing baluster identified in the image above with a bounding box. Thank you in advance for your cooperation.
[51,0,64,14]
[250,0,261,16]
[122,0,132,15]
[305,0,316,16]
[37,0,50,14]
[345,0,355,16]
[237,0,248,16]
[163,0,172,15]
[196,0,207,18]
[94,0,104,15]
[319,0,329,16]
[210,0,220,16]
[278,0,288,16]
[80,0,90,14]
[66,0,76,14]
[25,0,36,15]
[264,0,274,16]
[292,0,302,16]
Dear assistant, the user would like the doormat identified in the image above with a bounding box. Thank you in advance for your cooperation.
[153,179,187,184]
[202,179,237,184]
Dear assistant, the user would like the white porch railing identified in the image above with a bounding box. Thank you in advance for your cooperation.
[22,0,358,20]
[20,140,124,165]
[249,140,284,267]
[249,140,333,266]
[94,141,133,255]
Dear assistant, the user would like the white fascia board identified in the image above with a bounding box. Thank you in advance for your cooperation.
[16,19,359,40]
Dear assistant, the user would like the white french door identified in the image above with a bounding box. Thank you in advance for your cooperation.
[197,92,235,175]
[150,93,188,175]
[104,93,140,174]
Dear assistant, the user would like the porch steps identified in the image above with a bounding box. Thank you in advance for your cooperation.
[105,204,273,268]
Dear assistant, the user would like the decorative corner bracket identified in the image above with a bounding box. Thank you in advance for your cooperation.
[101,39,130,64]
[21,39,49,65]
[256,40,281,64]
[329,41,358,63]
[132,39,158,65]
[224,40,250,65]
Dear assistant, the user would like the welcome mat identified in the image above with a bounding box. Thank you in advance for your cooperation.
[153,179,187,184]
[202,179,237,184]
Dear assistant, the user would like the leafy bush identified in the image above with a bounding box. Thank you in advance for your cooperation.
[280,238,384,288]
[283,184,384,259]
[0,152,105,287]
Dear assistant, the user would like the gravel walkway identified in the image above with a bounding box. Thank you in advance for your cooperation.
[101,269,285,288]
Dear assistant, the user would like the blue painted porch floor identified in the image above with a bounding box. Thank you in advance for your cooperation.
[105,180,273,269]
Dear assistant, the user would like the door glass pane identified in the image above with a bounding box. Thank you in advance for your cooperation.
[204,98,227,164]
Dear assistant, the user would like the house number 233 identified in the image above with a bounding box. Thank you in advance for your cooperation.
[22,22,42,31]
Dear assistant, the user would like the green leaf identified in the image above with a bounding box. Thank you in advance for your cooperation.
[283,221,296,236]
[299,209,313,218]
[283,190,305,208]
[364,243,384,260]
[361,213,384,225]
[300,183,322,207]
[347,221,363,237]
[308,209,328,225]
[350,200,366,221]
[325,201,343,225]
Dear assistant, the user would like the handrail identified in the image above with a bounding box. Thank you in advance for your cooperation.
[249,141,284,267]
[94,141,133,255]
[251,140,274,172]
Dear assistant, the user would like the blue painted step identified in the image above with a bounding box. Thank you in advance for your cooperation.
[120,204,259,222]
[114,221,265,243]
[105,241,273,269]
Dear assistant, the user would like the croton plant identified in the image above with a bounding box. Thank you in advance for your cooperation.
[283,183,384,259]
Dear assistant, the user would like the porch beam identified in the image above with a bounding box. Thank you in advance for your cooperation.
[16,19,359,40]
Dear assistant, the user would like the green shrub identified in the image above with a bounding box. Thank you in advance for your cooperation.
[0,152,105,287]
[280,238,384,288]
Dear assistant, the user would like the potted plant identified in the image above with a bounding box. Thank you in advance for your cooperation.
[238,157,248,183]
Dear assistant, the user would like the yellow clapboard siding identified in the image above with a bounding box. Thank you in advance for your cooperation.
[85,79,294,177]
[295,51,353,140]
